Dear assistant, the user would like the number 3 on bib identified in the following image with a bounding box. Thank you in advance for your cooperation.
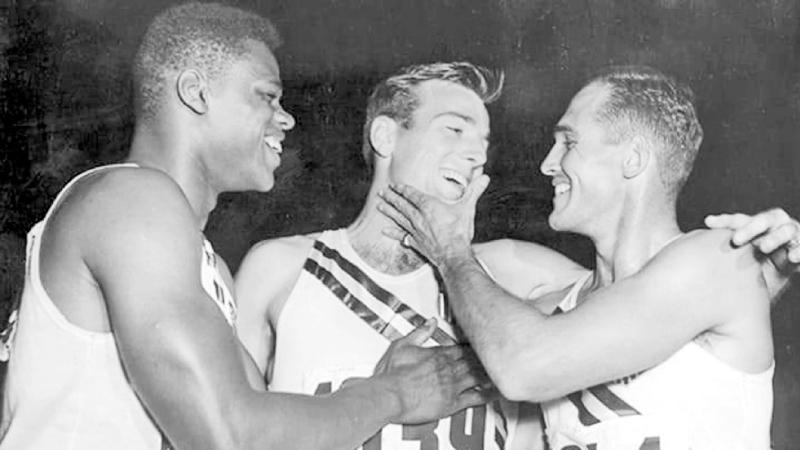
[315,382,506,450]
[363,405,495,450]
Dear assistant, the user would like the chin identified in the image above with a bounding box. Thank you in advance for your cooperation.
[548,212,573,233]
[234,176,275,194]
[255,178,276,193]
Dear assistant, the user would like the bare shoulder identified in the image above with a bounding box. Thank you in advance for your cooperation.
[238,233,318,285]
[473,239,588,299]
[642,229,767,306]
[68,167,192,228]
[653,229,761,275]
[235,233,320,320]
[50,166,197,259]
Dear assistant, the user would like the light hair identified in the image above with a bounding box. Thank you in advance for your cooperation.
[362,62,504,170]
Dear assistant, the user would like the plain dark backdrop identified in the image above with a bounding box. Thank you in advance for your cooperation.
[1,0,799,447]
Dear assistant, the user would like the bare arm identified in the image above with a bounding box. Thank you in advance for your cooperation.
[84,170,481,450]
[474,239,589,312]
[434,230,768,401]
[378,183,770,403]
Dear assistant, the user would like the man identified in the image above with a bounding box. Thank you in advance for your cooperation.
[0,4,486,449]
[379,66,799,449]
[236,62,549,449]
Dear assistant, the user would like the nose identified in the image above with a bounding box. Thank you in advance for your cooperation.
[540,143,562,176]
[464,142,488,167]
[276,104,296,131]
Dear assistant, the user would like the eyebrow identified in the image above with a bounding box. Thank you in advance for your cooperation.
[553,124,574,136]
[434,111,491,141]
[263,80,283,91]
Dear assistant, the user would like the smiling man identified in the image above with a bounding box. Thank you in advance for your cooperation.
[379,65,800,449]
[236,62,545,449]
[0,5,488,450]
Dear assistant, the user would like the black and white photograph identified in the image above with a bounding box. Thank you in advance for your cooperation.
[0,0,798,448]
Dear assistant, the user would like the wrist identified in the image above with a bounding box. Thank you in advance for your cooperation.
[353,374,404,424]
[436,245,474,269]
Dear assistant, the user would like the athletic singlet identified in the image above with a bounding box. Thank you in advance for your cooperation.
[270,229,517,450]
[541,271,774,450]
[0,164,237,449]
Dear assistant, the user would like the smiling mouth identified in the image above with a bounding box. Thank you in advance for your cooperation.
[441,169,468,189]
[554,183,571,196]
[264,135,283,154]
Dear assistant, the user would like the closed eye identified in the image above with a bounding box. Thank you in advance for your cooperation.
[447,126,463,135]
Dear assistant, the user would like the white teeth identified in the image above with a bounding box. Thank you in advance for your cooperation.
[264,136,283,154]
[441,169,467,187]
[554,183,571,195]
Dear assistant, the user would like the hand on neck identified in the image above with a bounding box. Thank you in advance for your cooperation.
[347,195,427,275]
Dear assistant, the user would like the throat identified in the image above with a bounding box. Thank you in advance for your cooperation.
[348,234,426,275]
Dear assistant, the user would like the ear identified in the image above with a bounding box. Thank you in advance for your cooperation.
[622,136,650,179]
[369,115,399,160]
[176,69,209,115]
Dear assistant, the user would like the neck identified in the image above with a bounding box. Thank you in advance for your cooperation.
[346,182,427,275]
[126,121,218,230]
[591,198,681,288]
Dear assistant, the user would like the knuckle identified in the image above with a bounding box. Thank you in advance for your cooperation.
[770,208,788,220]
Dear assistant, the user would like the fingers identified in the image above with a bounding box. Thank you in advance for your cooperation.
[454,388,493,411]
[389,183,428,209]
[757,221,799,254]
[790,243,800,264]
[704,213,751,231]
[377,194,417,235]
[382,226,406,242]
[452,367,482,393]
[400,318,438,346]
[465,174,490,212]
[730,208,791,247]
[434,344,466,361]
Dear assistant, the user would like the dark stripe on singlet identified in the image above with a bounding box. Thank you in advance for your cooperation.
[309,240,456,345]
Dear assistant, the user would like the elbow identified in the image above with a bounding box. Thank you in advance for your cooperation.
[485,350,565,403]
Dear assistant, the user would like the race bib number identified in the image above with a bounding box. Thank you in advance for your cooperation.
[310,368,509,450]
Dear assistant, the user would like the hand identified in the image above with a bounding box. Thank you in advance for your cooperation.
[705,208,800,275]
[377,175,490,267]
[374,318,491,424]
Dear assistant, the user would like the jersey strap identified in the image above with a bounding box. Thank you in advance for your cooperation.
[304,239,456,345]
[200,238,236,328]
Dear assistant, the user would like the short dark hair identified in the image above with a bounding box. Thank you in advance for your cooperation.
[589,66,703,200]
[133,2,281,122]
[362,62,504,170]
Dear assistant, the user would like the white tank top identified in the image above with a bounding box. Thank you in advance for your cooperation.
[0,164,237,450]
[270,229,517,450]
[541,272,774,450]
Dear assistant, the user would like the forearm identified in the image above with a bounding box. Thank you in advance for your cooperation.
[439,251,549,400]
[172,375,399,450]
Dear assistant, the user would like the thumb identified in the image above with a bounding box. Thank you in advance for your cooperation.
[464,174,490,211]
[401,317,438,346]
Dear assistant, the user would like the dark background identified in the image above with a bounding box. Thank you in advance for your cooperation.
[1,0,798,446]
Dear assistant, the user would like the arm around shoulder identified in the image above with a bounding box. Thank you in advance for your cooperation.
[496,228,769,402]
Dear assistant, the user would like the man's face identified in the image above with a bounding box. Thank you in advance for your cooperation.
[540,82,626,234]
[204,40,295,193]
[389,80,490,203]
